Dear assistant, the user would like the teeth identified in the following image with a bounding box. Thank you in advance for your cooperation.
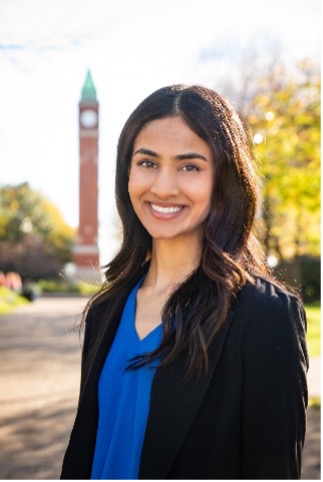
[150,203,182,214]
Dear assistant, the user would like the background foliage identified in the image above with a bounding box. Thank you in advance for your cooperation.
[247,61,320,301]
[247,61,320,259]
[0,182,74,279]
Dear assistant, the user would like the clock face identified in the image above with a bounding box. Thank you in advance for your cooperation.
[80,109,98,128]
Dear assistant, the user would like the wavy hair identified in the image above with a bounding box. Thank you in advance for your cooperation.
[87,85,270,379]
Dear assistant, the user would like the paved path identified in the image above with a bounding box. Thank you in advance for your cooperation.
[0,296,85,479]
[0,297,320,479]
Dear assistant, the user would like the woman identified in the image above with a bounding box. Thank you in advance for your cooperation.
[61,85,308,480]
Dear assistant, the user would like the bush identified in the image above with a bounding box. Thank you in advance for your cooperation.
[274,255,320,303]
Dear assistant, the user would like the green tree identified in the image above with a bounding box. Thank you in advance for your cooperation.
[0,182,51,242]
[0,183,75,278]
[247,60,320,262]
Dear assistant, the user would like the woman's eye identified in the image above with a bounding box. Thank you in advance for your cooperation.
[180,164,200,172]
[137,160,157,168]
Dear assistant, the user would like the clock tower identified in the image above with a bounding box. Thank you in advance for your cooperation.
[73,70,100,282]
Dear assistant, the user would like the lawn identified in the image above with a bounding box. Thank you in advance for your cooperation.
[305,304,321,358]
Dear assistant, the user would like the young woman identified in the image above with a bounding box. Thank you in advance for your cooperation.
[61,85,308,480]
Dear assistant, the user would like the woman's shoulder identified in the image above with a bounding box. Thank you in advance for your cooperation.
[238,275,302,306]
[233,275,306,328]
[232,275,308,374]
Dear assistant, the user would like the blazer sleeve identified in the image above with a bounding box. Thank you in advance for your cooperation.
[240,287,309,479]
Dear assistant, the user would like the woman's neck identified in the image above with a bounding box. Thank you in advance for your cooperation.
[143,234,202,292]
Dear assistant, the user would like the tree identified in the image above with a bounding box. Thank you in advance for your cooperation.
[247,60,320,262]
[0,183,75,278]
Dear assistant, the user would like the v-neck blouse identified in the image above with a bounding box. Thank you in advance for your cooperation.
[90,278,163,480]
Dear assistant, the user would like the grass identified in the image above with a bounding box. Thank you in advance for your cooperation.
[0,286,29,315]
[305,304,321,358]
[37,278,100,296]
[308,396,321,409]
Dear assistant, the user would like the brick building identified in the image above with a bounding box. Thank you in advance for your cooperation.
[72,70,101,282]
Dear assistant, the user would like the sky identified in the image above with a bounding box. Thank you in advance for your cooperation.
[0,0,320,264]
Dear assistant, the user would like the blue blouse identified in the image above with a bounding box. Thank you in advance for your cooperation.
[90,279,163,480]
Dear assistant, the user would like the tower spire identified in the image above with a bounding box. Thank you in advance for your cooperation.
[81,69,97,102]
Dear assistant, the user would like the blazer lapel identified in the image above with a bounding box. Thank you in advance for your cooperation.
[139,308,236,479]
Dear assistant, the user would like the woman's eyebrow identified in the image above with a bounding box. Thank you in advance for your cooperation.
[133,147,159,158]
[175,153,208,162]
[133,148,208,162]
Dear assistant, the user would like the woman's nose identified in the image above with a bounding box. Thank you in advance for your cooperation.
[150,169,180,198]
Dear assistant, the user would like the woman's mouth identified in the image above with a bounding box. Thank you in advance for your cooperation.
[150,203,182,214]
[147,202,185,218]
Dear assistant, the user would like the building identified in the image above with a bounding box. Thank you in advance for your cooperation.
[72,70,101,283]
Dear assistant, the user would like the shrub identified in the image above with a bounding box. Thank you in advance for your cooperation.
[274,255,320,303]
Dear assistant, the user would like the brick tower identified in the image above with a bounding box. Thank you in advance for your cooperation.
[73,70,100,282]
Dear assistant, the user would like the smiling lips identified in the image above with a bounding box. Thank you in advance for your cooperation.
[148,202,184,217]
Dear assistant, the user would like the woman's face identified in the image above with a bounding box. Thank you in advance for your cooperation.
[128,116,214,243]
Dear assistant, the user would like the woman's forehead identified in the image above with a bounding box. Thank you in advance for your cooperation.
[133,116,211,155]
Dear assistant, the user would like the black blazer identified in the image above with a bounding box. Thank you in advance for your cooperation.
[61,268,308,480]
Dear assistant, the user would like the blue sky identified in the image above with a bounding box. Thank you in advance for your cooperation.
[0,0,320,263]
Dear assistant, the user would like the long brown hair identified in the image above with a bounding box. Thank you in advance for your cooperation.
[87,85,271,379]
